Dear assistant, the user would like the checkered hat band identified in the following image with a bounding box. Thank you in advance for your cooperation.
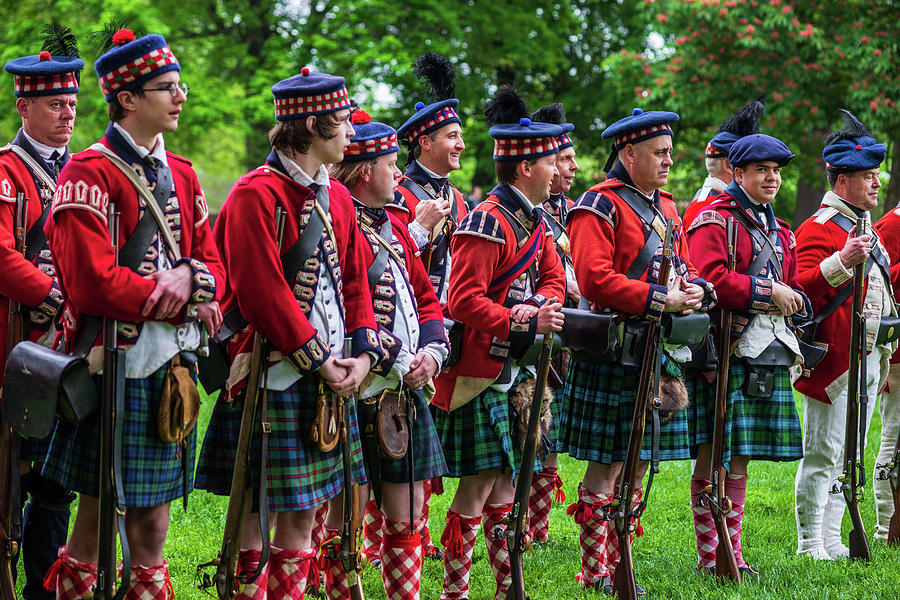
[99,46,179,96]
[615,123,673,147]
[346,133,398,157]
[493,136,560,158]
[406,106,459,142]
[274,86,351,118]
[14,73,78,95]
[705,142,726,157]
[557,133,572,147]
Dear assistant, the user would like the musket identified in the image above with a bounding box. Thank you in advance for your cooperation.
[506,331,554,600]
[197,207,285,599]
[703,217,741,583]
[96,203,130,600]
[613,219,675,600]
[0,192,27,600]
[837,216,872,561]
[338,338,365,600]
[886,429,900,545]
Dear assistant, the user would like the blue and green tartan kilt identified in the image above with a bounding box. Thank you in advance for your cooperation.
[20,436,51,463]
[685,361,802,463]
[357,389,447,483]
[433,371,540,478]
[195,375,366,512]
[556,360,690,464]
[41,366,195,507]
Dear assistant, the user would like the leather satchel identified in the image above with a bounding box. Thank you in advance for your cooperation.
[157,356,201,445]
[559,308,620,363]
[661,312,710,347]
[1,341,98,439]
[376,390,409,460]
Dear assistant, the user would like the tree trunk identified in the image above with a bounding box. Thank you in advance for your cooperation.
[879,140,899,219]
[792,179,825,227]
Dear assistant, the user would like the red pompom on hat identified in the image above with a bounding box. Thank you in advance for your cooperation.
[301,67,310,76]
[856,144,863,150]
[112,29,136,46]
[352,109,372,125]
[38,51,51,61]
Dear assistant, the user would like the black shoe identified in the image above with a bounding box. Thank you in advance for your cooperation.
[739,565,760,580]
[424,547,444,561]
[597,576,645,596]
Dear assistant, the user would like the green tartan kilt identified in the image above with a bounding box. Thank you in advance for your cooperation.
[556,359,690,464]
[357,389,448,483]
[195,375,365,512]
[41,366,195,507]
[20,436,51,463]
[433,371,539,478]
[685,361,802,464]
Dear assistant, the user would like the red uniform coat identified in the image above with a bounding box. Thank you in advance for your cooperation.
[433,184,566,411]
[355,205,447,375]
[45,134,225,357]
[567,165,701,320]
[682,175,728,230]
[213,155,380,398]
[875,206,900,367]
[793,198,896,402]
[0,145,61,383]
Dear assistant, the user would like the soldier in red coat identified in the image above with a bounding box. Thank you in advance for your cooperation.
[685,134,808,576]
[195,69,381,600]
[558,108,712,593]
[42,30,225,600]
[432,88,566,600]
[383,51,468,560]
[328,110,449,600]
[524,102,580,547]
[682,99,764,229]
[1,25,82,600]
[794,111,897,559]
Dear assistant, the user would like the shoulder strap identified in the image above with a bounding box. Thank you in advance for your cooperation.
[3,144,55,261]
[399,177,437,203]
[365,219,396,292]
[728,206,783,280]
[617,186,663,281]
[827,210,893,283]
[89,143,181,260]
[808,256,875,328]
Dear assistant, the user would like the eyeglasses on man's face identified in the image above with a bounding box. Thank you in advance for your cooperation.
[140,82,189,98]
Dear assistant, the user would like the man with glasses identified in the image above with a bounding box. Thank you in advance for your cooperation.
[794,110,897,560]
[42,29,224,600]
[1,25,81,600]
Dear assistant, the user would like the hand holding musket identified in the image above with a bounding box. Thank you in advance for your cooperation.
[838,216,872,561]
[703,217,741,582]
[0,192,27,600]
[613,219,675,600]
[506,330,555,600]
[197,208,286,599]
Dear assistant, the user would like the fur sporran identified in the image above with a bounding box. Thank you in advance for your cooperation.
[509,377,554,450]
[657,374,689,426]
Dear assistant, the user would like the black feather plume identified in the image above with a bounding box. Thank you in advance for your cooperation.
[41,24,79,58]
[824,109,873,146]
[718,97,765,136]
[89,20,132,55]
[411,52,456,103]
[484,86,530,126]
[531,102,565,125]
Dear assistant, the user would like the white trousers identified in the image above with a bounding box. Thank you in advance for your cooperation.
[873,364,900,538]
[794,349,886,552]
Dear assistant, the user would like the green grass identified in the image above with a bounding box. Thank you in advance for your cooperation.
[16,392,898,599]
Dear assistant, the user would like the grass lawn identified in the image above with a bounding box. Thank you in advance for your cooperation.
[16,391,898,599]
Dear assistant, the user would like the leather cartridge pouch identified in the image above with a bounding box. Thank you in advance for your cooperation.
[310,381,341,452]
[661,312,710,346]
[375,389,410,460]
[620,320,649,367]
[1,341,98,439]
[741,339,794,398]
[512,333,562,366]
[157,356,201,444]
[445,321,465,368]
[876,315,900,345]
[559,308,620,363]
[796,322,827,369]
[684,329,718,372]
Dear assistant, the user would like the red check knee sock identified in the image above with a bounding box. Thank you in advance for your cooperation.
[42,546,97,600]
[305,503,329,597]
[567,484,611,587]
[725,474,749,569]
[691,476,717,570]
[381,517,424,600]
[482,503,513,600]
[267,546,315,600]
[439,511,481,600]
[361,499,384,563]
[529,467,565,543]
[122,561,174,600]
[235,549,269,600]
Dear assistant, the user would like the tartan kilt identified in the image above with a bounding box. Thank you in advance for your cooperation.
[433,371,540,478]
[357,389,447,483]
[685,361,802,463]
[41,366,195,507]
[20,436,51,463]
[195,375,366,512]
[556,359,689,464]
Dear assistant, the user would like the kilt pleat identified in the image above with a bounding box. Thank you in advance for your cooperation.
[357,390,448,483]
[195,376,366,512]
[41,367,195,507]
[685,361,802,463]
[556,359,690,464]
